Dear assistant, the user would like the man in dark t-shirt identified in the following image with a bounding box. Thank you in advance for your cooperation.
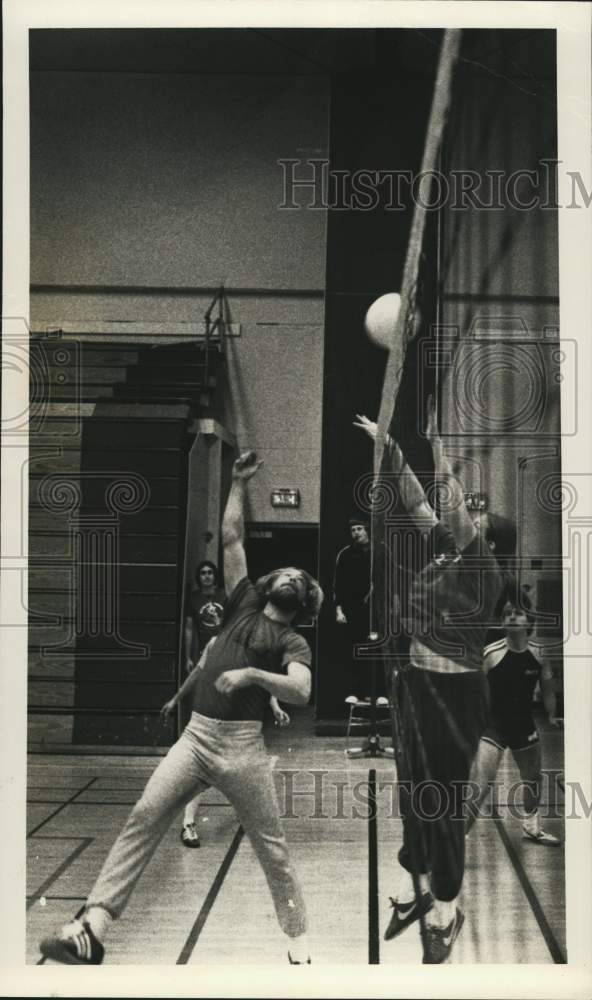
[184,560,227,672]
[334,516,386,701]
[180,559,228,845]
[40,451,324,967]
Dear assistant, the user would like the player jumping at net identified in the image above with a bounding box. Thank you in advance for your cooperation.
[355,399,514,963]
[466,578,561,844]
[40,451,323,966]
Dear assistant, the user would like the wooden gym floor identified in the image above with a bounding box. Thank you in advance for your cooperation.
[27,709,565,965]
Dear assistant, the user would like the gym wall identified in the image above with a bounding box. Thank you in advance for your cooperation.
[30,68,328,524]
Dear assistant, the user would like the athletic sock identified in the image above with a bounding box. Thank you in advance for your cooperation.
[522,808,540,835]
[286,932,310,963]
[419,873,431,896]
[84,905,113,943]
[393,868,431,905]
[428,897,456,929]
[183,799,199,826]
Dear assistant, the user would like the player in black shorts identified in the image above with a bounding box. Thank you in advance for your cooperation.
[467,579,561,844]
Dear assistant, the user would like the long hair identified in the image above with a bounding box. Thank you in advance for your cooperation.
[254,567,324,626]
[195,560,219,588]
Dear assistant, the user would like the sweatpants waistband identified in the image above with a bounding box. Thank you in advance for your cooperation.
[189,710,263,735]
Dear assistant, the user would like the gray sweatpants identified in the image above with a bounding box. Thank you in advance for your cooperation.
[87,711,306,937]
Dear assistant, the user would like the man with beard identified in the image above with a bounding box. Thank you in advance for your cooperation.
[40,451,323,966]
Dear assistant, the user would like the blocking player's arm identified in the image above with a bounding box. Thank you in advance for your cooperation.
[425,395,476,552]
[221,451,263,595]
[353,414,437,533]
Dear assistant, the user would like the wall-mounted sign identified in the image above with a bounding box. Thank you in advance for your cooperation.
[464,492,488,511]
[271,488,301,509]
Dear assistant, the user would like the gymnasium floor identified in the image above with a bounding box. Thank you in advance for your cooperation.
[27,709,565,966]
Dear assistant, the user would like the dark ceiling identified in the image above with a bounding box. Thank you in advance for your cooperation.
[29,27,556,82]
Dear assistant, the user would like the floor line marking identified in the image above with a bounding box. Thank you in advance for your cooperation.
[28,838,93,911]
[176,825,244,965]
[27,895,87,902]
[492,808,566,963]
[27,778,98,838]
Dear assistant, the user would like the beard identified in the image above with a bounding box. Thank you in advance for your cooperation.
[267,583,302,613]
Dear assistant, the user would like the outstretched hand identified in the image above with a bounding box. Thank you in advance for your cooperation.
[353,414,378,441]
[232,451,264,482]
[160,698,177,719]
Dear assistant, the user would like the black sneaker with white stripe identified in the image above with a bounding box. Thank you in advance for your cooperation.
[384,891,433,940]
[422,907,464,964]
[40,918,104,965]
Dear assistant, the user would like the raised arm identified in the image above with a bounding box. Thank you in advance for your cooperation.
[353,414,437,533]
[221,451,263,596]
[425,395,476,551]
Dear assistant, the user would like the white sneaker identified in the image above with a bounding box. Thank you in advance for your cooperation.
[345,695,359,705]
[523,826,561,845]
[376,696,389,707]
[288,952,311,964]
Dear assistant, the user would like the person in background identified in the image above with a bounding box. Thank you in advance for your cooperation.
[334,516,387,705]
[466,578,562,844]
[180,561,227,846]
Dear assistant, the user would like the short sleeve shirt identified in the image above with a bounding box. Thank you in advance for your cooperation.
[187,587,227,651]
[190,577,312,721]
[406,522,503,671]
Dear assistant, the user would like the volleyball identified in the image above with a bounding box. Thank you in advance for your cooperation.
[363,292,402,350]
